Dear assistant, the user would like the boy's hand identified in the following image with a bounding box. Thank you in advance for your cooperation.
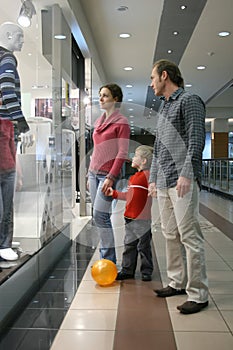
[148,182,157,198]
[102,178,114,195]
[105,187,113,196]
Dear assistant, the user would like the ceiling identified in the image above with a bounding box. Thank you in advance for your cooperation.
[2,0,233,134]
[77,0,233,133]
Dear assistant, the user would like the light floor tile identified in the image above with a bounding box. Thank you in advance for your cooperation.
[215,249,233,257]
[78,280,120,294]
[206,260,231,271]
[210,241,233,250]
[82,268,94,281]
[220,253,233,261]
[207,270,233,282]
[170,310,229,332]
[204,249,223,260]
[221,311,233,332]
[61,309,117,330]
[211,294,233,310]
[91,251,100,260]
[209,281,233,294]
[50,330,115,350]
[70,293,119,310]
[174,331,233,350]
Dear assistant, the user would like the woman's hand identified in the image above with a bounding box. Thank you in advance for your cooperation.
[16,177,23,191]
[102,178,114,195]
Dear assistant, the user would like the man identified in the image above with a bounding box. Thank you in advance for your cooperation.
[148,59,208,314]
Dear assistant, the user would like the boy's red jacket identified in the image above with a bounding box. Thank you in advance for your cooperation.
[112,169,152,220]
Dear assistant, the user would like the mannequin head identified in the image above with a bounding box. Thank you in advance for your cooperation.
[0,22,24,52]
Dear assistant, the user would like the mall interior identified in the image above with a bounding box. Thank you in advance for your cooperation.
[0,1,233,349]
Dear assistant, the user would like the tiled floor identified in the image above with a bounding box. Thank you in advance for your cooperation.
[0,190,233,349]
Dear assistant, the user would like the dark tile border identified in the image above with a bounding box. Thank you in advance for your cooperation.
[113,246,177,350]
[199,203,233,241]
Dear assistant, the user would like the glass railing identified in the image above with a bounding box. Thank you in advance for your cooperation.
[202,158,233,196]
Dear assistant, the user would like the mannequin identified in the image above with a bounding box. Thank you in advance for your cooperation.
[63,115,91,201]
[0,22,29,261]
[0,22,29,133]
[0,119,17,260]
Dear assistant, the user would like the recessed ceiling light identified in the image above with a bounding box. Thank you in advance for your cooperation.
[185,84,192,87]
[32,85,49,89]
[167,49,173,54]
[126,84,133,88]
[54,34,66,40]
[119,33,131,38]
[197,65,206,70]
[180,5,187,10]
[128,108,134,111]
[124,66,133,71]
[117,6,128,11]
[129,115,134,118]
[173,31,179,36]
[218,31,230,37]
[128,99,133,102]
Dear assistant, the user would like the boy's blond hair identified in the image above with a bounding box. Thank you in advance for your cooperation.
[136,145,154,167]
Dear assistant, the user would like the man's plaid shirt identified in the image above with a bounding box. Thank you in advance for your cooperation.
[149,88,206,189]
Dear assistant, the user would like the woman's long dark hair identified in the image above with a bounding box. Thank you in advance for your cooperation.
[99,83,123,103]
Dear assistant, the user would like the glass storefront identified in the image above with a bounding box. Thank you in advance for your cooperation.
[0,1,96,327]
[0,2,89,264]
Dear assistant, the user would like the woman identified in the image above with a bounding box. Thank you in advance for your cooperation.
[88,83,130,263]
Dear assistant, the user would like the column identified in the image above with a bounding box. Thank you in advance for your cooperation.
[211,119,229,158]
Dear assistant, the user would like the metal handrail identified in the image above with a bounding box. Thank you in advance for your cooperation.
[202,158,233,195]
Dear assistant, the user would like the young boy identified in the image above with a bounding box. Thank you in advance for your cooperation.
[107,145,154,281]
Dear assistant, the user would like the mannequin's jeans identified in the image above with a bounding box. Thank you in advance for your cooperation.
[88,171,116,263]
[157,181,208,303]
[0,171,16,249]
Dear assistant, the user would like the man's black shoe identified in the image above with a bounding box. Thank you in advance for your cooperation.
[177,301,208,314]
[116,271,134,280]
[142,274,152,281]
[154,285,186,297]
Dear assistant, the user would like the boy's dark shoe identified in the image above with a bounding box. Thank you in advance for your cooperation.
[154,285,186,297]
[141,274,152,281]
[177,301,208,314]
[116,271,134,280]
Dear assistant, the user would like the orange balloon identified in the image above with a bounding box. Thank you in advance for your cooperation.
[91,259,117,286]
